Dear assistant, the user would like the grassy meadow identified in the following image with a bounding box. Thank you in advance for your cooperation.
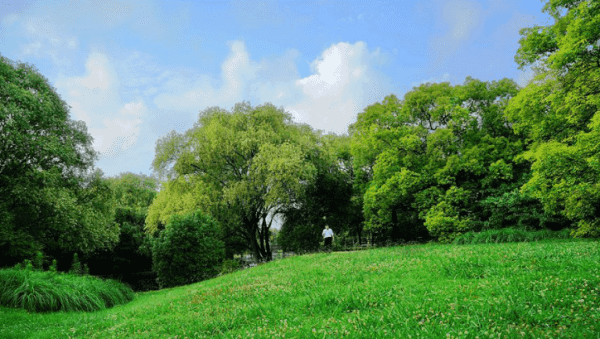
[1,239,599,338]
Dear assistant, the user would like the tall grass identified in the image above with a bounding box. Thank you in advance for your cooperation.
[0,267,134,312]
[453,228,571,245]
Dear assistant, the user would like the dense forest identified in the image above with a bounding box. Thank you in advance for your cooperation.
[1,0,599,289]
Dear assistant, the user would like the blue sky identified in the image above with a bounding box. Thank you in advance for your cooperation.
[0,0,551,178]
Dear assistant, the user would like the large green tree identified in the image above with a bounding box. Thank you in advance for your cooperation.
[351,77,549,242]
[506,0,600,236]
[0,55,118,266]
[86,173,158,278]
[149,102,317,261]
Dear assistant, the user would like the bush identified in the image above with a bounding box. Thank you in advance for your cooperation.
[220,259,241,275]
[152,211,225,289]
[0,265,134,312]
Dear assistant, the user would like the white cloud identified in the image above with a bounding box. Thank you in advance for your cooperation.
[288,42,389,134]
[152,41,390,135]
[154,41,259,113]
[55,52,145,159]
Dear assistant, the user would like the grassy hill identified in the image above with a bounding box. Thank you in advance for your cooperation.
[1,240,599,338]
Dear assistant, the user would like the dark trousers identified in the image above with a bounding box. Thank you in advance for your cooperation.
[324,237,332,247]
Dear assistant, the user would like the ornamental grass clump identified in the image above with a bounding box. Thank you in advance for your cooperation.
[0,264,134,313]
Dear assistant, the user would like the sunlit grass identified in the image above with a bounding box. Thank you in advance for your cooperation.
[453,228,572,245]
[1,240,599,338]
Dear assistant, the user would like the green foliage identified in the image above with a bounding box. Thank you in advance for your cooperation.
[152,211,225,289]
[0,55,118,267]
[69,253,82,276]
[0,266,133,312]
[424,187,474,243]
[86,173,158,280]
[507,0,600,237]
[351,77,530,242]
[150,102,319,261]
[33,251,44,271]
[49,259,57,273]
[278,221,321,253]
[279,134,362,252]
[220,259,241,275]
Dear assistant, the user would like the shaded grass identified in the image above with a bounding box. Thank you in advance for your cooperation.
[0,268,134,313]
[1,240,599,338]
[453,228,572,245]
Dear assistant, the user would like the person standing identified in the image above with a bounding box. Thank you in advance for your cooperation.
[322,225,334,251]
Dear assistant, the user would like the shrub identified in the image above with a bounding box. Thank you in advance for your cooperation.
[152,211,225,289]
[69,253,82,275]
[0,266,134,312]
[220,259,241,275]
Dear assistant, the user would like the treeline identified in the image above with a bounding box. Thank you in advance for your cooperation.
[1,0,598,289]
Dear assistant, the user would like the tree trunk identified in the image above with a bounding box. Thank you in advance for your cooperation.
[391,208,401,242]
[262,217,272,261]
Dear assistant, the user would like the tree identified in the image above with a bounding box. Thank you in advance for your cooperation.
[150,102,317,261]
[506,0,600,236]
[0,55,118,267]
[85,173,158,278]
[351,77,543,242]
[152,211,224,288]
[278,134,362,252]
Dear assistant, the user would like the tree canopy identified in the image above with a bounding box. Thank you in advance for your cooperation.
[149,102,318,261]
[349,77,558,243]
[0,54,118,267]
[506,0,600,236]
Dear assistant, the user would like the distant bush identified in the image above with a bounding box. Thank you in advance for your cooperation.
[220,259,241,275]
[453,228,572,245]
[0,265,134,312]
[152,211,225,289]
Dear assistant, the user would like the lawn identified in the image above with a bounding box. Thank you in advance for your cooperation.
[1,239,599,338]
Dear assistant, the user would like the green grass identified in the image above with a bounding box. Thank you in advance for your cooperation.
[0,268,134,313]
[453,228,572,245]
[1,239,599,338]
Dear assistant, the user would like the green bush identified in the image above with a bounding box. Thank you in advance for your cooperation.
[0,266,134,312]
[220,259,241,275]
[152,211,225,289]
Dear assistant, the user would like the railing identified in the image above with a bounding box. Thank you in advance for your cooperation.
[236,240,417,268]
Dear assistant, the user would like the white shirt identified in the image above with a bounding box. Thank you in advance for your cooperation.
[322,228,334,238]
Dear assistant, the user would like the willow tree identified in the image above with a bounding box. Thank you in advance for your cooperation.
[149,102,317,261]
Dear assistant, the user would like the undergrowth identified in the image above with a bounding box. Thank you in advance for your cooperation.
[0,266,134,313]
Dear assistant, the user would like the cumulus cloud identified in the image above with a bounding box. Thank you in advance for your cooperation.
[288,42,388,134]
[152,40,390,135]
[55,52,146,159]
